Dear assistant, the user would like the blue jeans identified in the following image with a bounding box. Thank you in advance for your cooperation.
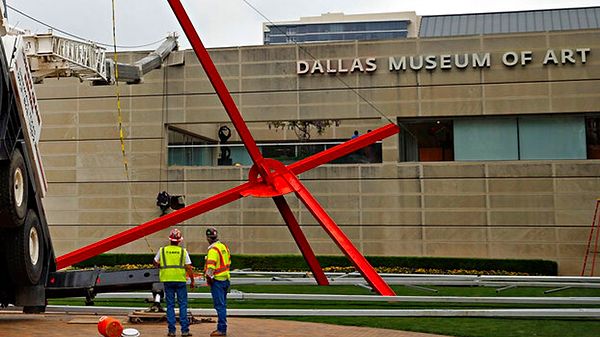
[164,282,190,333]
[210,279,230,333]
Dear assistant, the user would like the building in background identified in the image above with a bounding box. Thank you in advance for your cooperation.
[36,6,600,275]
[263,12,419,45]
[420,6,600,37]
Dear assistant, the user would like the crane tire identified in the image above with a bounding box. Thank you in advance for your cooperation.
[5,210,45,285]
[0,149,29,228]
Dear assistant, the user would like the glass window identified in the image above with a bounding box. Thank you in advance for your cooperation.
[310,24,322,33]
[168,128,215,166]
[262,144,298,163]
[399,119,454,162]
[400,115,595,162]
[269,36,287,44]
[454,118,518,161]
[587,116,600,159]
[399,124,419,162]
[330,23,344,32]
[329,142,382,164]
[348,23,367,31]
[262,142,382,165]
[265,20,410,45]
[519,116,586,160]
[226,145,253,166]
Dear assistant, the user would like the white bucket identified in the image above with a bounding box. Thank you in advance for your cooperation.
[121,328,140,337]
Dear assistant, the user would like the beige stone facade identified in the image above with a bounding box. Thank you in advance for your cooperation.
[36,29,600,275]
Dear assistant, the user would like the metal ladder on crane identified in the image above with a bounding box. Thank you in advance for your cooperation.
[22,32,178,84]
[23,33,108,82]
[581,199,600,276]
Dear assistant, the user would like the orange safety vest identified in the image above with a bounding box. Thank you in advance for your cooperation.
[204,241,231,281]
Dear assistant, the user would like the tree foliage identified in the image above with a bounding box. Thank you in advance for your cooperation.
[267,119,341,141]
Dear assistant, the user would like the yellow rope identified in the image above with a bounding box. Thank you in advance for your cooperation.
[111,0,128,177]
[110,0,154,255]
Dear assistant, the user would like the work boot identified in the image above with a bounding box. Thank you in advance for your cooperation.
[182,332,193,337]
[167,332,176,337]
[209,331,226,336]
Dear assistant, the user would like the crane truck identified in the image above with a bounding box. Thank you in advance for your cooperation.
[0,0,54,312]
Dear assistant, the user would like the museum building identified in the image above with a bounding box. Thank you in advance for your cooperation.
[36,6,600,274]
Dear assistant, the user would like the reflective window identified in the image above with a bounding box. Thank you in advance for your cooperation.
[265,20,410,44]
[454,118,518,160]
[399,115,594,162]
[168,140,383,167]
[399,119,454,162]
[587,116,600,159]
[228,141,383,165]
[167,128,215,166]
[519,116,586,160]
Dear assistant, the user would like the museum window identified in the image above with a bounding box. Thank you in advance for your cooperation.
[219,140,382,166]
[399,119,454,162]
[588,116,600,159]
[167,137,382,167]
[399,115,598,162]
[264,20,410,45]
[167,127,215,166]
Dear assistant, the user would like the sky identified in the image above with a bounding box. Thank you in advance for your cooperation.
[6,0,600,50]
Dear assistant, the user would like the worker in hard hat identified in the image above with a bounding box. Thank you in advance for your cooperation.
[154,228,195,337]
[204,227,231,337]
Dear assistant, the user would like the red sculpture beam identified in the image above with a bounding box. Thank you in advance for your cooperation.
[288,175,395,296]
[56,182,249,270]
[273,196,329,285]
[167,0,265,174]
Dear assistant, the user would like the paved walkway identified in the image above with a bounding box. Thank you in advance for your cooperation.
[0,312,449,337]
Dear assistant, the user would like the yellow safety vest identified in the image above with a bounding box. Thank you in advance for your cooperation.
[204,241,231,281]
[159,245,187,282]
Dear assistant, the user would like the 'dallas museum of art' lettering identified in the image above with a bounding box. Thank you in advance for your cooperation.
[297,48,591,75]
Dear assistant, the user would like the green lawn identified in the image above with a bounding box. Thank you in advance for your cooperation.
[49,284,600,337]
[283,316,600,337]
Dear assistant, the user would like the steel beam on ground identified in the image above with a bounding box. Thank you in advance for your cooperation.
[41,306,600,318]
[225,276,600,288]
[229,271,600,284]
[92,292,600,305]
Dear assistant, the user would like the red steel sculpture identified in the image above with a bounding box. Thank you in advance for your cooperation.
[56,0,399,296]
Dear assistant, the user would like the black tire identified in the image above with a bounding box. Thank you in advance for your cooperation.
[0,149,29,228]
[5,210,45,285]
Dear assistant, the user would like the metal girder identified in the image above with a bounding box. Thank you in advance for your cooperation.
[42,306,600,318]
[56,0,401,296]
[91,292,600,305]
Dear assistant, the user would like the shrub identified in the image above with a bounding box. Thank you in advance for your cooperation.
[73,254,557,276]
